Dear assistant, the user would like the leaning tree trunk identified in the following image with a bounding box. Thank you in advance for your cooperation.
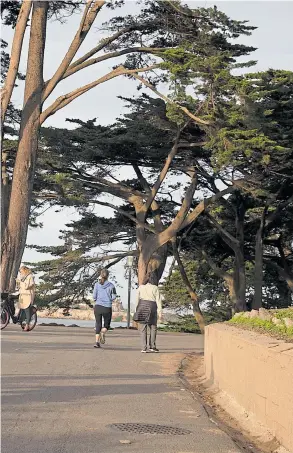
[1,151,11,244]
[172,239,205,334]
[234,194,247,312]
[277,280,292,308]
[234,250,247,312]
[281,271,293,293]
[224,275,237,315]
[1,2,48,291]
[252,208,267,310]
[277,241,293,293]
[270,262,293,293]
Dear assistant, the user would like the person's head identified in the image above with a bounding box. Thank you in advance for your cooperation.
[19,266,31,278]
[99,268,109,285]
[142,273,158,286]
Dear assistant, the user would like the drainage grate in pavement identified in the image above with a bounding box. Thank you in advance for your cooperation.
[108,423,192,435]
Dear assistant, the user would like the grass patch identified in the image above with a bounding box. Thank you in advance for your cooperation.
[271,308,293,320]
[228,308,293,342]
[112,315,124,322]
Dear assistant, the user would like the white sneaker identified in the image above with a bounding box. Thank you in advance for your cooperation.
[141,348,148,353]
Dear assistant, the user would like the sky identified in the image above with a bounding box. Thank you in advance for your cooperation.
[3,1,293,309]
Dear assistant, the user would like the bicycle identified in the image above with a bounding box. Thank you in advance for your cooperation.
[1,292,37,331]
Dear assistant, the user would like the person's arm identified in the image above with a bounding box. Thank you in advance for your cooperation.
[24,275,35,290]
[136,287,140,309]
[156,287,163,320]
[93,283,98,302]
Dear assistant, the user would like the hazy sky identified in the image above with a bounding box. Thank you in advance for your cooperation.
[3,1,293,308]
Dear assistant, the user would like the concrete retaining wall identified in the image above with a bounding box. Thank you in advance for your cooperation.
[204,324,293,452]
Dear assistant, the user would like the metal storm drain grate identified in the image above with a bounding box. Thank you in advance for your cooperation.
[108,423,191,436]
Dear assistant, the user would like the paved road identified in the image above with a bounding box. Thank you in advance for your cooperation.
[2,326,241,453]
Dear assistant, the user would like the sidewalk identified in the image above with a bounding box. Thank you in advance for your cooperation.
[1,326,241,453]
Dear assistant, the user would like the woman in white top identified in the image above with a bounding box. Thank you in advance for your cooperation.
[135,274,162,353]
[16,266,35,331]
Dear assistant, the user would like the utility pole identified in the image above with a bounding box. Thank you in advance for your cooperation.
[125,256,134,329]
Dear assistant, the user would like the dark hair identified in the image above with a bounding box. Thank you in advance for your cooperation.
[143,273,158,286]
[99,268,109,284]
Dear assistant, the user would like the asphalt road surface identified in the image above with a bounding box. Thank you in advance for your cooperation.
[1,326,241,453]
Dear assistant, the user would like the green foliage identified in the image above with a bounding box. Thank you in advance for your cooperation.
[229,310,293,341]
[17,2,292,314]
[159,316,201,334]
[272,308,293,320]
[160,304,232,333]
[161,260,233,319]
[166,103,186,125]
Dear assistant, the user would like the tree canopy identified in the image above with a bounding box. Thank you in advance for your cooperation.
[2,1,292,326]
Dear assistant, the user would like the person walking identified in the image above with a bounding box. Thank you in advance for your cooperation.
[135,274,162,353]
[17,266,35,332]
[93,269,116,348]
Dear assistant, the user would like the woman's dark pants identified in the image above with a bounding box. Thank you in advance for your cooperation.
[94,305,112,334]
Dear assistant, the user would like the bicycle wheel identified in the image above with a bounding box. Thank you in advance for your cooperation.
[1,307,10,330]
[21,306,37,331]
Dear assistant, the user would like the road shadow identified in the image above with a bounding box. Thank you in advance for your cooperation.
[1,381,174,405]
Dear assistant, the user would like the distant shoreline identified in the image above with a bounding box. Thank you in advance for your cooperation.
[38,308,129,322]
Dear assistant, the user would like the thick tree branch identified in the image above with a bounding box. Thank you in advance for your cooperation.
[143,130,181,220]
[143,172,199,255]
[132,164,164,232]
[206,212,240,252]
[93,199,156,233]
[178,141,207,149]
[1,1,32,125]
[180,185,236,231]
[40,64,159,124]
[94,250,138,263]
[75,176,138,201]
[66,26,139,71]
[265,194,293,229]
[45,161,146,201]
[265,259,293,292]
[42,0,105,101]
[131,73,210,126]
[171,237,205,333]
[62,47,167,80]
[200,248,233,282]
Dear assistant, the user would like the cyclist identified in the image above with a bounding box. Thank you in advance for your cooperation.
[17,266,35,331]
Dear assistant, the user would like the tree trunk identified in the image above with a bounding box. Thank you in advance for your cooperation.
[234,250,247,312]
[1,1,32,126]
[277,280,292,307]
[234,194,247,312]
[1,151,11,243]
[273,263,293,293]
[134,245,167,328]
[283,273,293,293]
[200,248,237,315]
[224,275,237,314]
[1,2,48,291]
[253,208,267,309]
[172,239,205,334]
[192,301,205,334]
[137,245,167,285]
[277,241,293,293]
